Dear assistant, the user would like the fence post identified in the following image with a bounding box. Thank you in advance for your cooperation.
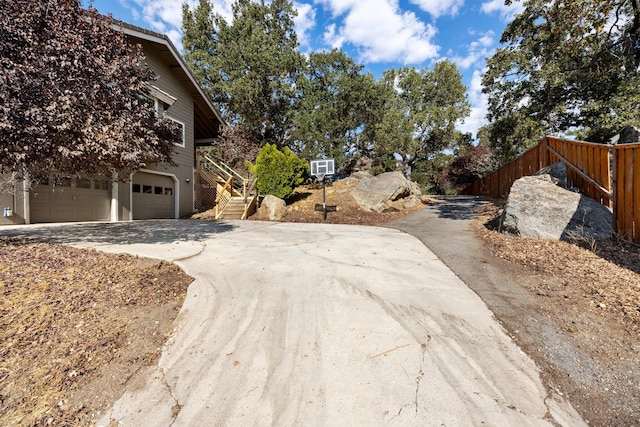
[611,147,619,236]
[542,137,550,168]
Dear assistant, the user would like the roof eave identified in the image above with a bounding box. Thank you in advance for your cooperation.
[111,20,226,128]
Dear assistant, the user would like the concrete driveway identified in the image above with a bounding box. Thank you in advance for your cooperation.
[2,220,585,426]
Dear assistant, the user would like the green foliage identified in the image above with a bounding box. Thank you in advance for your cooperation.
[290,49,387,171]
[249,143,309,199]
[374,61,470,177]
[183,0,305,146]
[483,0,640,160]
[477,115,545,164]
[411,153,454,194]
[182,1,473,181]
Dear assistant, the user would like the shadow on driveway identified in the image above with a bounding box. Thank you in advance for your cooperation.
[0,219,236,246]
[428,196,489,221]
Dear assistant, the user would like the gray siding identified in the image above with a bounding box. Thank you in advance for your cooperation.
[1,29,212,226]
[141,42,195,217]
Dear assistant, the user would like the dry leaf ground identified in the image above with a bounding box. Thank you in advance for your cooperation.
[472,201,640,426]
[0,239,192,426]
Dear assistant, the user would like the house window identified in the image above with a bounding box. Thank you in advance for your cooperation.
[54,175,73,187]
[139,94,159,116]
[168,117,185,148]
[76,178,91,189]
[95,179,109,191]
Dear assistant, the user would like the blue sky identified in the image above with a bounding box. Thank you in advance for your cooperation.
[85,0,524,138]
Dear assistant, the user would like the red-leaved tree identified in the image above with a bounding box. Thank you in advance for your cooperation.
[0,0,180,181]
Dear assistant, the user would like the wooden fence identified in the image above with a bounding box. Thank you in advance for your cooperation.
[545,137,612,207]
[613,143,640,242]
[460,141,548,198]
[461,136,640,244]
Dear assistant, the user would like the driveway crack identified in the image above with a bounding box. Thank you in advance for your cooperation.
[542,393,564,427]
[159,368,182,426]
[389,336,431,421]
[413,336,430,415]
[173,241,207,262]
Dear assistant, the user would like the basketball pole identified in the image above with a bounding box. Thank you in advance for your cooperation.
[322,176,327,220]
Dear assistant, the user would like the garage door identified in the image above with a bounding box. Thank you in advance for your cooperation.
[132,172,175,219]
[30,176,111,223]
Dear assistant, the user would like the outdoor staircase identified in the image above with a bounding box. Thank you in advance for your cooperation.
[217,197,248,220]
[195,152,258,220]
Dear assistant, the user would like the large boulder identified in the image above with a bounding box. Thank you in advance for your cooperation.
[350,171,373,181]
[534,162,567,188]
[618,125,640,144]
[256,195,286,221]
[351,171,421,213]
[500,175,612,240]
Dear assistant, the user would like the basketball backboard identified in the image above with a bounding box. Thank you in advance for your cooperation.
[310,159,335,177]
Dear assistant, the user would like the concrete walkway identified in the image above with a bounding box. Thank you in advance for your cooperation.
[1,220,585,426]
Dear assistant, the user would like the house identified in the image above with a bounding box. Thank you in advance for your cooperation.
[0,20,224,225]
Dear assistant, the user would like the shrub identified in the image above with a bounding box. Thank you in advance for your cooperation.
[249,144,309,200]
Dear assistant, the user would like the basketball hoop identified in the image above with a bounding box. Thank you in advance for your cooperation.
[309,159,335,220]
[310,159,335,178]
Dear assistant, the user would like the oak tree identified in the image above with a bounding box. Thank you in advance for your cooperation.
[483,0,640,160]
[290,49,385,170]
[183,0,305,147]
[374,61,470,178]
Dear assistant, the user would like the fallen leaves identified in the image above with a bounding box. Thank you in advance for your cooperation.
[474,216,640,333]
[0,238,192,426]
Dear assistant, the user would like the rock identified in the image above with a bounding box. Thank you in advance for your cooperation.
[256,195,286,221]
[386,195,423,211]
[352,157,377,172]
[534,162,567,187]
[351,171,421,213]
[350,171,372,181]
[618,125,640,144]
[341,176,360,185]
[500,176,612,240]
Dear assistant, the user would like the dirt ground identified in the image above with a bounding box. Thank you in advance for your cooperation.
[0,239,192,426]
[473,202,640,426]
[1,178,639,426]
[266,178,429,225]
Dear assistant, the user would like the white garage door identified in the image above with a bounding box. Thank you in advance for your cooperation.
[30,176,111,223]
[132,172,175,219]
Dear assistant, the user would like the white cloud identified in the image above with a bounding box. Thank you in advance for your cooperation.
[409,0,464,18]
[315,0,351,17]
[453,35,496,137]
[122,0,235,49]
[316,0,439,64]
[451,31,494,70]
[294,2,317,47]
[458,69,489,138]
[323,23,345,47]
[480,0,524,21]
[130,0,194,30]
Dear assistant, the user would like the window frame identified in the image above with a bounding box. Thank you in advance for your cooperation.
[167,117,186,148]
[139,94,160,116]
